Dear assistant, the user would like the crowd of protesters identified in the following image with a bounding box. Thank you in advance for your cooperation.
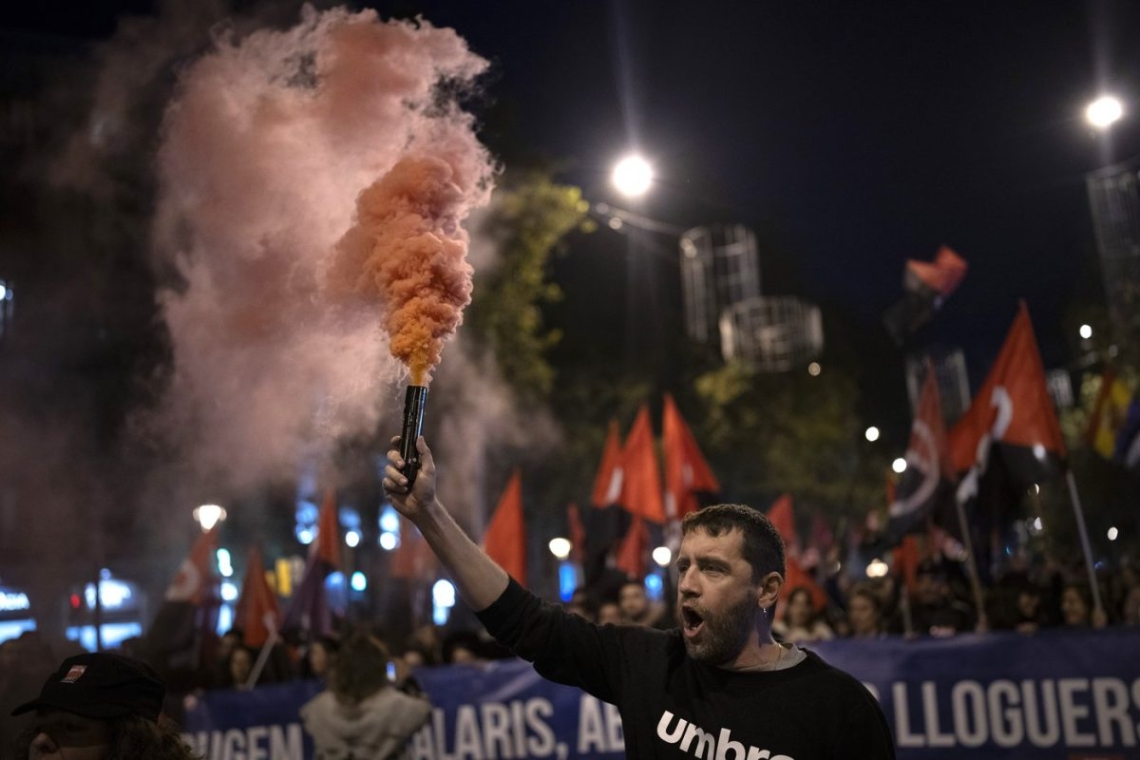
[3,535,1137,757]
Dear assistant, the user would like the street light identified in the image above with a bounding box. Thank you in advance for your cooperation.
[864,426,880,443]
[612,155,653,198]
[193,504,226,532]
[1086,96,1124,130]
[652,546,672,567]
[891,457,907,474]
[1079,324,1093,340]
[548,537,572,560]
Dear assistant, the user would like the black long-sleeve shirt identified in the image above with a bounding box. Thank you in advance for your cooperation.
[477,579,895,760]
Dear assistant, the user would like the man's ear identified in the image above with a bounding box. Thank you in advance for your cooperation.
[757,571,783,610]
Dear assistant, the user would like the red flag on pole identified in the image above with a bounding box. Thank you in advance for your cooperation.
[389,520,432,580]
[662,394,720,520]
[766,494,798,553]
[281,488,341,639]
[887,363,953,544]
[591,420,624,508]
[778,555,827,611]
[234,547,281,649]
[893,535,922,596]
[164,526,218,605]
[949,302,1065,476]
[614,514,648,580]
[484,469,527,586]
[617,405,666,523]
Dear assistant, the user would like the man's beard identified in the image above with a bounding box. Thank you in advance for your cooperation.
[680,592,759,665]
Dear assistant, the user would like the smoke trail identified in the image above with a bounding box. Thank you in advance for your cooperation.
[151,7,494,490]
[328,155,477,385]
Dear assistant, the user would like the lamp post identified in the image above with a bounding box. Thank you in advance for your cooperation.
[611,154,654,198]
[193,503,227,532]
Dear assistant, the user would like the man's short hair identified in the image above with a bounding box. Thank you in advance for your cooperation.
[681,504,785,582]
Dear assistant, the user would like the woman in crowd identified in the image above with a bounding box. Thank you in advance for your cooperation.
[300,633,432,760]
[1059,583,1107,629]
[773,586,835,644]
[846,585,886,639]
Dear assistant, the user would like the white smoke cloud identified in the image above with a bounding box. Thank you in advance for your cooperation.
[149,6,497,492]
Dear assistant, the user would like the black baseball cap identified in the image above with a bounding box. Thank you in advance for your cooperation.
[11,652,165,722]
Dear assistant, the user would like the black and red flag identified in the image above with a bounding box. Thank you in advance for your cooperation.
[947,302,1065,550]
[887,362,954,544]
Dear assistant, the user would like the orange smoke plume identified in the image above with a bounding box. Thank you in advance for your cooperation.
[330,155,475,385]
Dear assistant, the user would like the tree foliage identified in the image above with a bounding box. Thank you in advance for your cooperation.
[467,170,591,399]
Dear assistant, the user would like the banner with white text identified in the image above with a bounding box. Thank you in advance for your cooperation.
[183,628,1140,760]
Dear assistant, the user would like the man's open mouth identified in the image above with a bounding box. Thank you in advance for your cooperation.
[681,607,705,637]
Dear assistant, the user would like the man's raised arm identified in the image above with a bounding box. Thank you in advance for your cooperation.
[382,436,510,611]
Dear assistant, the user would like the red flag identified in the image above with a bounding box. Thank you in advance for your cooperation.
[484,469,527,586]
[314,488,341,571]
[949,303,1065,472]
[778,555,827,611]
[893,535,922,596]
[614,514,648,580]
[567,503,586,563]
[766,494,798,552]
[390,520,436,580]
[617,405,666,523]
[906,246,968,299]
[165,526,218,605]
[234,547,281,648]
[282,489,342,639]
[591,420,624,508]
[888,363,953,543]
[662,394,720,520]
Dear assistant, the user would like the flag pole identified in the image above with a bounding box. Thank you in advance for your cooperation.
[246,613,279,689]
[952,495,989,631]
[1064,470,1104,616]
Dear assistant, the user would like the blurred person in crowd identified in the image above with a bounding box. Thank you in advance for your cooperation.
[383,436,896,759]
[226,645,256,690]
[10,651,199,760]
[406,625,442,666]
[596,601,622,626]
[987,573,1044,634]
[773,586,835,644]
[1059,583,1107,629]
[300,632,432,760]
[846,585,886,639]
[442,630,483,664]
[618,579,670,629]
[388,650,426,698]
[909,560,974,636]
[306,636,340,681]
[566,589,599,622]
[209,628,244,689]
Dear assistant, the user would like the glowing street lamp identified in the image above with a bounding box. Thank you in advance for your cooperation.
[193,504,227,532]
[864,426,880,443]
[548,537,572,560]
[1086,96,1124,130]
[1079,324,1093,340]
[891,458,908,474]
[611,155,653,198]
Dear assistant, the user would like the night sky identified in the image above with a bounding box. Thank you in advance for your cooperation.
[7,0,1140,425]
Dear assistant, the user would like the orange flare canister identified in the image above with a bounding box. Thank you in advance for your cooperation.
[399,385,428,486]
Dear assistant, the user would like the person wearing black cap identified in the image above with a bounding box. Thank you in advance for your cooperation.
[10,651,199,760]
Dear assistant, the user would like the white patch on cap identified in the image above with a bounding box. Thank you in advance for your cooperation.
[61,665,87,683]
